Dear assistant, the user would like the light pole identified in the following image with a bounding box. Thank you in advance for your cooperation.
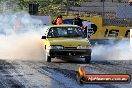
[66,0,69,16]
[101,0,105,26]
[102,0,105,18]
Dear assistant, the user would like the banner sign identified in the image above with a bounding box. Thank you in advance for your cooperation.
[51,16,132,39]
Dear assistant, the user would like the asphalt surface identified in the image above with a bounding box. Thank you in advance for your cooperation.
[0,59,131,88]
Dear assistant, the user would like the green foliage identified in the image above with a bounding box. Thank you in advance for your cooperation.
[0,0,85,15]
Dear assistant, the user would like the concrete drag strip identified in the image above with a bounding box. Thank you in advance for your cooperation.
[0,60,131,88]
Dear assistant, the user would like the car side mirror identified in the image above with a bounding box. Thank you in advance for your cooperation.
[41,36,47,39]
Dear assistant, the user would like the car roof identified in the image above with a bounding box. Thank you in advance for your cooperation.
[48,24,80,28]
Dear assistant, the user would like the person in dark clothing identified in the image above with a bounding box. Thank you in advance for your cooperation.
[73,14,83,27]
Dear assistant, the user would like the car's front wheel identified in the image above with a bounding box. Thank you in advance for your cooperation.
[45,52,51,62]
[84,56,91,63]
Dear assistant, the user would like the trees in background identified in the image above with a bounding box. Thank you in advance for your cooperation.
[0,0,84,15]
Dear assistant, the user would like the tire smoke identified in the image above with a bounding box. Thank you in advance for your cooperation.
[0,12,45,61]
[92,39,131,60]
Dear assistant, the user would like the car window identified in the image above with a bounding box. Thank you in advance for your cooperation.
[47,27,85,38]
[48,28,59,37]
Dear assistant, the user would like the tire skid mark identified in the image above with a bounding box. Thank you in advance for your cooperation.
[10,61,44,88]
[37,61,131,88]
[90,61,132,75]
[7,61,33,88]
[48,62,119,88]
[0,60,26,88]
[23,61,68,88]
[35,63,101,88]
[45,67,76,80]
[13,60,67,88]
[37,61,77,80]
[24,61,119,88]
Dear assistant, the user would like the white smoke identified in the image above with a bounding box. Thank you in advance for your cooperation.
[92,39,131,60]
[0,32,44,60]
[0,2,45,60]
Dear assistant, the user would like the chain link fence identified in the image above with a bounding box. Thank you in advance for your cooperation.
[62,0,132,26]
[1,0,132,27]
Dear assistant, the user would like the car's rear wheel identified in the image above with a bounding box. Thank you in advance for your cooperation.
[85,56,91,63]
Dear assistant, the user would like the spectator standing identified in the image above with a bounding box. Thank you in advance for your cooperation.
[52,15,63,25]
[73,14,83,27]
[56,15,63,25]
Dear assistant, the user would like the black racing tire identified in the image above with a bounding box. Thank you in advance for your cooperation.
[45,52,51,62]
[85,56,91,63]
[46,56,51,62]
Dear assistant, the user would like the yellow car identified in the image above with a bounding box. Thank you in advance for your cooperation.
[41,25,92,63]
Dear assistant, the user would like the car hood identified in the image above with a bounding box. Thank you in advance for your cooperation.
[48,38,91,47]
